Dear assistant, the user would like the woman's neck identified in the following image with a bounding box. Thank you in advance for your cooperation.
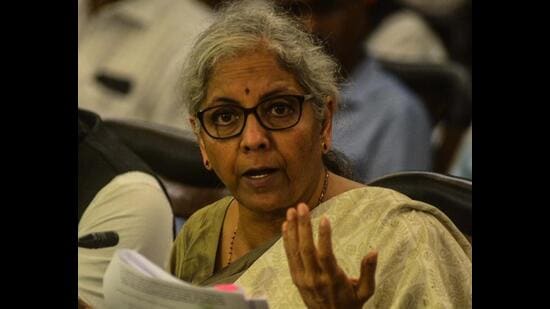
[233,168,330,250]
[233,203,286,251]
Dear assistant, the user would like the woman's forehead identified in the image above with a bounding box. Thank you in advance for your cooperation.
[211,50,293,83]
[205,50,303,104]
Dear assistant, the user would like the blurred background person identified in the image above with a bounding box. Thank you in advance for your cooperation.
[276,0,433,182]
[78,0,213,131]
[78,0,231,239]
[78,109,173,308]
[395,0,471,71]
[366,3,449,65]
[366,0,472,174]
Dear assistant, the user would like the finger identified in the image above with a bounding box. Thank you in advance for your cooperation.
[283,207,304,274]
[297,203,321,273]
[317,216,338,276]
[356,251,378,302]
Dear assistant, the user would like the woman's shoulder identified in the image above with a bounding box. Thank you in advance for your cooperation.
[359,186,460,231]
[328,185,471,261]
[171,196,233,278]
[342,186,471,256]
[329,185,466,239]
[326,173,422,212]
[174,196,233,243]
[328,184,421,214]
[333,184,439,214]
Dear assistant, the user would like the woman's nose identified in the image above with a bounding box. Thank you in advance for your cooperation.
[239,114,270,152]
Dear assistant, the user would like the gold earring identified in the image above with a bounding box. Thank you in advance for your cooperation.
[204,160,210,170]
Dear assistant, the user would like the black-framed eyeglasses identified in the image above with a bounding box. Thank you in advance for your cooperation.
[196,94,314,139]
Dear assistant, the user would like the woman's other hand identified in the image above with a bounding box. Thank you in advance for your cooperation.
[282,203,378,309]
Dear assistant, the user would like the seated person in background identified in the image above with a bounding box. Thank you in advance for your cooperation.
[169,1,471,308]
[276,0,433,182]
[78,109,173,308]
[78,0,213,131]
[367,7,449,65]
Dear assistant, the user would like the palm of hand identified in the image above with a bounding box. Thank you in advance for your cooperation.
[282,203,378,309]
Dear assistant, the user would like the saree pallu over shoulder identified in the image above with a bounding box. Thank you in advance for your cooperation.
[235,186,472,309]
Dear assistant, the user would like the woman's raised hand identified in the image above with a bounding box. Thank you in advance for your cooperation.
[282,203,378,309]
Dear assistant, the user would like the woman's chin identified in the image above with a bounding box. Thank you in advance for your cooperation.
[236,192,291,215]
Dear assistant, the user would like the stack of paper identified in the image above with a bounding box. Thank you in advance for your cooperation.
[103,249,268,309]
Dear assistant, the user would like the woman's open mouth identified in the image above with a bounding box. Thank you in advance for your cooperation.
[241,167,280,188]
[243,168,278,178]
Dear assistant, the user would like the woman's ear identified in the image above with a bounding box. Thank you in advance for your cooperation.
[189,117,200,136]
[321,96,335,152]
[189,117,211,170]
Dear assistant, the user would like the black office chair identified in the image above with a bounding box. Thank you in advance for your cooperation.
[103,119,223,188]
[369,171,471,239]
[377,60,471,127]
[103,119,227,219]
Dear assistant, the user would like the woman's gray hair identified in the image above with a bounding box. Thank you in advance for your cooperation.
[179,0,341,122]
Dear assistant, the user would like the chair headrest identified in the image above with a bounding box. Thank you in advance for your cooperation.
[369,171,471,235]
[377,60,472,127]
[103,119,223,188]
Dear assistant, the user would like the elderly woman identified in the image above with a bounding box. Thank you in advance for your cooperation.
[169,1,472,308]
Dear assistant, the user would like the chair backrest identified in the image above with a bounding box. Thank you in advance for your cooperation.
[103,119,227,220]
[103,119,223,188]
[368,171,471,238]
[377,60,471,127]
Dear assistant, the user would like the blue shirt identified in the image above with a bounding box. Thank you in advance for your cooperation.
[332,58,432,182]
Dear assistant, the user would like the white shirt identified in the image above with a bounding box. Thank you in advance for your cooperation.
[78,171,173,308]
[78,0,213,131]
[367,9,448,64]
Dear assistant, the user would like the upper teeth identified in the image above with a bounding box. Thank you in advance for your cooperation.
[250,173,269,179]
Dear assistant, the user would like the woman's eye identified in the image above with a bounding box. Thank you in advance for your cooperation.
[269,103,294,116]
[211,109,239,125]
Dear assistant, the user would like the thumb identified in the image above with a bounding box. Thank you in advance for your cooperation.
[356,251,378,303]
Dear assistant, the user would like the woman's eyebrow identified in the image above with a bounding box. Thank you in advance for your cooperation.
[258,88,295,101]
[208,88,296,107]
[207,96,241,107]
